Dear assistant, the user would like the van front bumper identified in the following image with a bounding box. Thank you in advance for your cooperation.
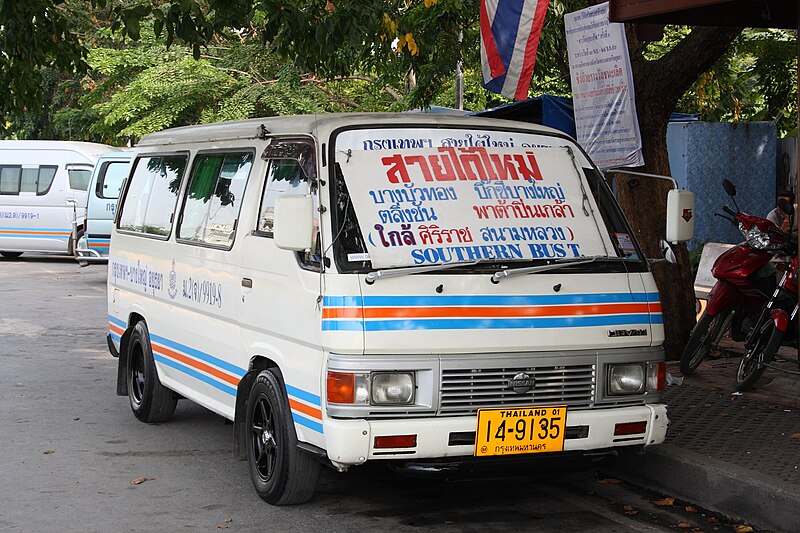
[75,235,108,264]
[321,404,668,469]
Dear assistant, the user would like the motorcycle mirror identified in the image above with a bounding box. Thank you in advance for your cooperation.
[722,179,737,197]
[659,239,678,264]
[778,197,794,216]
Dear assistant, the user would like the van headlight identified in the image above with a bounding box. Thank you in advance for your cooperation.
[371,372,414,405]
[608,363,645,395]
[327,371,415,405]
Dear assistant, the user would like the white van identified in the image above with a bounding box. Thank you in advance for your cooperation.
[108,113,693,504]
[0,140,117,258]
[75,150,133,265]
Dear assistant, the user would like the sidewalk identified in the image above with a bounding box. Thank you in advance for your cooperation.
[606,353,800,533]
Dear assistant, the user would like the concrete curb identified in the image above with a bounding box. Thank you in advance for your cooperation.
[605,444,800,533]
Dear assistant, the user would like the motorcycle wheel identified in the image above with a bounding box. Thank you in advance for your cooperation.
[735,320,783,391]
[679,309,732,375]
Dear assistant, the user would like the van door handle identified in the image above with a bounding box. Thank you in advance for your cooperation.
[241,278,253,288]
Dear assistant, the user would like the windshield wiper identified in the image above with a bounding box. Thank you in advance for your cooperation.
[491,255,610,284]
[365,259,501,284]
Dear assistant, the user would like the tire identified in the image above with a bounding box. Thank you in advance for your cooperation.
[126,320,177,423]
[735,320,783,391]
[0,252,23,259]
[680,309,731,375]
[67,229,84,256]
[246,369,321,505]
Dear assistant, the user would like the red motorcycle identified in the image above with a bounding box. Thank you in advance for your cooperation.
[735,228,798,391]
[680,179,782,375]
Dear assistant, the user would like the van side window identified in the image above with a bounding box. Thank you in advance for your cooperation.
[258,159,308,234]
[118,155,187,238]
[0,165,57,195]
[68,167,92,191]
[96,162,128,199]
[257,139,320,270]
[178,152,253,248]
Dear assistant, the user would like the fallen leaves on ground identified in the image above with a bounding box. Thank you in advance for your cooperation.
[790,433,800,440]
[685,506,698,513]
[734,525,754,533]
[43,450,55,455]
[623,505,638,516]
[217,518,232,529]
[653,497,675,506]
[597,478,622,484]
[676,522,692,529]
[130,476,155,485]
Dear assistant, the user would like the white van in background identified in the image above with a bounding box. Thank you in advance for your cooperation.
[108,113,694,504]
[0,140,117,258]
[76,150,133,265]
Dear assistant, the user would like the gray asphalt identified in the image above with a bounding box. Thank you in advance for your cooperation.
[0,255,758,532]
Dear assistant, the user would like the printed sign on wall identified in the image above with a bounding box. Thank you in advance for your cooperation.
[565,2,644,168]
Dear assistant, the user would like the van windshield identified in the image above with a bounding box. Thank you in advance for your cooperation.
[329,126,645,275]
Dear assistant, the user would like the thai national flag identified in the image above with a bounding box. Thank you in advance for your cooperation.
[481,0,550,100]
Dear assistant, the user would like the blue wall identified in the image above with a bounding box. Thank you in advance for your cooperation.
[667,121,776,249]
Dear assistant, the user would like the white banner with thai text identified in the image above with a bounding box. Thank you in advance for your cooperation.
[336,145,613,269]
[565,2,643,168]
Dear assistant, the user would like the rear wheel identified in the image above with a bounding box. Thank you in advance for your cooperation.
[246,369,320,505]
[126,320,177,422]
[735,320,783,391]
[0,252,23,259]
[680,309,731,375]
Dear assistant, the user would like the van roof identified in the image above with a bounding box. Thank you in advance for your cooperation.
[136,112,566,147]
[0,140,118,160]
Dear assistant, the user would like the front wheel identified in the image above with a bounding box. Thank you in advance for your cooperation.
[680,309,732,375]
[735,320,783,391]
[246,369,321,505]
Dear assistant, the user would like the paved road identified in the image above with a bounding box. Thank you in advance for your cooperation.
[0,256,752,532]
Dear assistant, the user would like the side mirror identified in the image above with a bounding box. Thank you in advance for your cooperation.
[273,195,315,251]
[778,197,794,216]
[665,189,695,243]
[722,179,737,197]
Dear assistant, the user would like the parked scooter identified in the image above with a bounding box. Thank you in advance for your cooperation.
[735,203,798,391]
[680,179,781,375]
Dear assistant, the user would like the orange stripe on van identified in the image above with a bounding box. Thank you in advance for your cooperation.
[322,307,364,319]
[289,399,322,420]
[108,323,124,336]
[151,343,240,386]
[324,303,652,319]
[2,229,71,236]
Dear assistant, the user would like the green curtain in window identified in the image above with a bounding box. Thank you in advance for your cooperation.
[189,155,222,203]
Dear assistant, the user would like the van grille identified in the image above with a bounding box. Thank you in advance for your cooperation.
[440,364,596,416]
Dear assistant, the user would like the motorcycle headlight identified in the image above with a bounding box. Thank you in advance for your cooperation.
[746,226,772,249]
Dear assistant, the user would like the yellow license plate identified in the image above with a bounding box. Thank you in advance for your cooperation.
[474,405,566,457]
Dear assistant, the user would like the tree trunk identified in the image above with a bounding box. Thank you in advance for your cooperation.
[614,26,742,359]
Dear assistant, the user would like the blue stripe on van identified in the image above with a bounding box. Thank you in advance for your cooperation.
[360,314,656,331]
[286,384,321,406]
[150,333,247,378]
[292,413,324,433]
[153,354,237,396]
[108,315,126,328]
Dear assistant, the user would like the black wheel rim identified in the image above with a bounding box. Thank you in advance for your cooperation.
[689,312,729,369]
[738,323,770,381]
[130,342,146,407]
[250,395,278,482]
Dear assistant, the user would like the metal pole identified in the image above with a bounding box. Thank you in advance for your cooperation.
[455,30,464,110]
